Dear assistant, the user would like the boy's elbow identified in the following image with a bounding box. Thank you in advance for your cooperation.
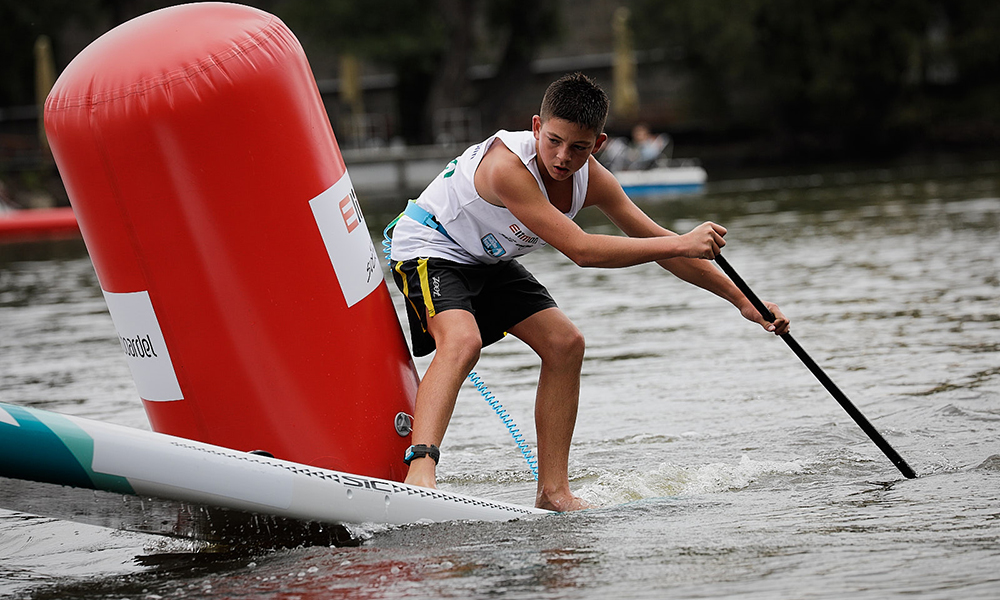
[565,245,601,268]
[573,255,601,268]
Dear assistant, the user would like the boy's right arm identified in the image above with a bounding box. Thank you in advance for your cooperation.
[476,144,722,267]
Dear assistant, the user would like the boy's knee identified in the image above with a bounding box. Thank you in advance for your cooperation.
[436,328,482,368]
[564,328,586,362]
[546,326,585,366]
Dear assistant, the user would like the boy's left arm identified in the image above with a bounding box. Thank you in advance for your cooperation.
[586,158,790,335]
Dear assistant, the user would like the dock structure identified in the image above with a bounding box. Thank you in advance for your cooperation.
[343,144,464,205]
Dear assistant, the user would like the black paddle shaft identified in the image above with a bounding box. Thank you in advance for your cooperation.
[714,254,917,479]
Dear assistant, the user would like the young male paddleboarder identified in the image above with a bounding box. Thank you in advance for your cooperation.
[388,72,790,511]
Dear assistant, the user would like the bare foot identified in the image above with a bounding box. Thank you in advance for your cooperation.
[536,490,592,512]
[403,457,437,489]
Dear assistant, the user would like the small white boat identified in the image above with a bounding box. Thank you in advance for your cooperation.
[612,160,707,197]
[599,134,707,198]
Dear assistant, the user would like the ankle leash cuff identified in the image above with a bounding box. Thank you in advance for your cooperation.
[403,444,440,466]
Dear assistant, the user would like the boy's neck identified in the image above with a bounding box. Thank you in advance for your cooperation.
[535,155,575,212]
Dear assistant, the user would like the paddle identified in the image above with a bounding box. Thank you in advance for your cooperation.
[714,254,918,479]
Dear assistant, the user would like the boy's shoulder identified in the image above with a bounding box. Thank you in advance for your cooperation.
[583,154,629,209]
[484,130,533,162]
[475,137,542,206]
[478,134,532,177]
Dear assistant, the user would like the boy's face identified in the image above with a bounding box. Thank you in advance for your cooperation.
[532,115,607,182]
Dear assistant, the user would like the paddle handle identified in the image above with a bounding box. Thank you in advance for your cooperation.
[714,254,917,479]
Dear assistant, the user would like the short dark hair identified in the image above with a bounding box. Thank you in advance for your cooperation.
[539,72,609,134]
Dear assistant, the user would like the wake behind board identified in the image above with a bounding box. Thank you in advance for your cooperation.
[0,402,549,539]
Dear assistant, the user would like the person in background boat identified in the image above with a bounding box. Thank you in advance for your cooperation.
[595,123,671,172]
[387,72,790,511]
[629,123,671,170]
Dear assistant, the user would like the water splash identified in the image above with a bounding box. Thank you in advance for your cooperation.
[974,454,1000,471]
[577,456,804,507]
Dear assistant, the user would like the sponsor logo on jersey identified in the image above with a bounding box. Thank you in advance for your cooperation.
[468,142,483,162]
[509,223,539,245]
[481,233,506,258]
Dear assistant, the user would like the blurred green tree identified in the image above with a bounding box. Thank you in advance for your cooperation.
[926,1,1000,144]
[280,0,559,144]
[1,0,277,105]
[2,0,559,145]
[0,0,97,105]
[476,0,560,132]
[279,0,447,143]
[630,0,999,157]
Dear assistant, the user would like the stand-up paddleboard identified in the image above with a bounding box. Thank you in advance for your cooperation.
[0,402,550,534]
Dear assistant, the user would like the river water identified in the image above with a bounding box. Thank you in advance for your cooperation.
[1,163,999,599]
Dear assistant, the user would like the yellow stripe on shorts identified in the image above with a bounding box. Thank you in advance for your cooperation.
[394,260,425,330]
[393,261,409,297]
[416,258,436,317]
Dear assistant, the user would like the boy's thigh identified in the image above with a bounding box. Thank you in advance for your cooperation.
[472,260,557,345]
[391,258,478,356]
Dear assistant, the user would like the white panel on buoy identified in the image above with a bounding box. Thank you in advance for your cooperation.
[310,171,382,308]
[102,290,183,401]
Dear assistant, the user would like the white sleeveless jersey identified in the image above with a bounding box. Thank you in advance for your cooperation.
[389,130,589,265]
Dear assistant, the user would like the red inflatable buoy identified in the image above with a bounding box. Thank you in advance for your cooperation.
[44,3,418,481]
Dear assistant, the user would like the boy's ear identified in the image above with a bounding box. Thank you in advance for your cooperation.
[592,132,608,154]
[532,115,542,138]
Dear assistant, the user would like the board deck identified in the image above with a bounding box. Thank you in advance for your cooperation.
[0,402,549,536]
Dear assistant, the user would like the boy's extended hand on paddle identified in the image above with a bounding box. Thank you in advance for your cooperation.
[677,221,789,336]
[741,300,790,336]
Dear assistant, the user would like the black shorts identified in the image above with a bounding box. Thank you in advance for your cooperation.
[391,257,557,357]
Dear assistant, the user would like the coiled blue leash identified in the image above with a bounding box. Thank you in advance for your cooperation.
[383,212,539,480]
[382,214,402,267]
[468,371,539,480]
